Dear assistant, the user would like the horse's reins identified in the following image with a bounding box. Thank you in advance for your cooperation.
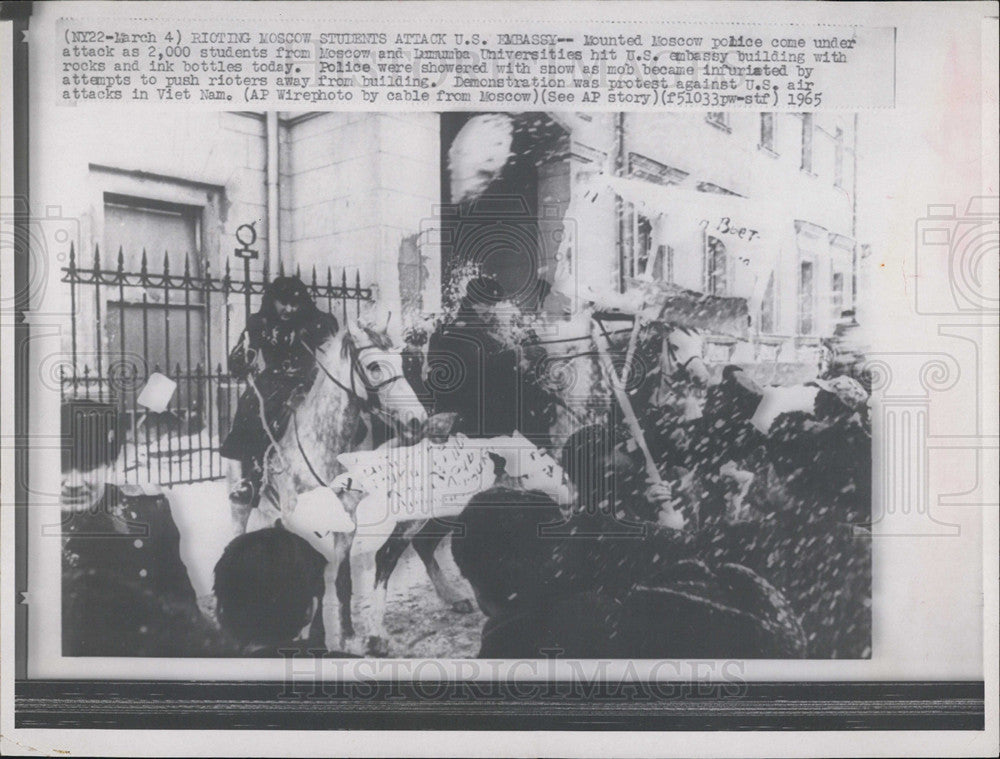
[292,411,332,490]
[291,336,407,489]
[303,338,403,416]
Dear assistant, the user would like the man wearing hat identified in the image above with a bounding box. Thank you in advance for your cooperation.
[426,275,519,439]
[60,399,212,656]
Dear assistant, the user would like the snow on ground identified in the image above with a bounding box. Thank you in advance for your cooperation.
[163,480,484,657]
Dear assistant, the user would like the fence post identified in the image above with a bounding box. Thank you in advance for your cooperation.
[67,242,78,374]
[93,244,103,400]
[233,222,259,329]
[117,246,128,479]
[58,225,374,487]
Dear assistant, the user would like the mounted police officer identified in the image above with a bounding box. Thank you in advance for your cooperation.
[426,275,519,439]
[221,276,339,508]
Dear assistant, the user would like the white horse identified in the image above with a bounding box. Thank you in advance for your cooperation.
[232,320,427,645]
[289,431,570,655]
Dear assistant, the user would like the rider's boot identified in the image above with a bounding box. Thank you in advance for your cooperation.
[229,478,255,506]
[229,460,262,507]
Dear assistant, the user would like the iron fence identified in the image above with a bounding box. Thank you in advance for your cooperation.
[61,243,373,486]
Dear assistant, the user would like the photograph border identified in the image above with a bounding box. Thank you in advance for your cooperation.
[2,0,988,737]
[12,680,986,731]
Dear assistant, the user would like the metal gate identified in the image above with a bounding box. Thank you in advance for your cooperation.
[60,241,372,486]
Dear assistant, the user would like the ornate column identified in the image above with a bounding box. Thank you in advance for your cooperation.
[866,352,961,536]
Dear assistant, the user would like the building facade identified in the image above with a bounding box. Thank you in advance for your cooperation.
[451,111,863,381]
[44,109,863,386]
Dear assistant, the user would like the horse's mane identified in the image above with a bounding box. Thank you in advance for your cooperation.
[310,324,395,364]
[337,324,393,360]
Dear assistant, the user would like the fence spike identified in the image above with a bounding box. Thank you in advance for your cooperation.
[184,253,192,281]
[117,245,125,272]
[68,241,76,269]
[327,267,333,287]
[216,362,224,376]
[93,243,101,272]
[162,250,170,274]
[295,262,302,280]
[311,264,318,288]
[355,270,362,317]
[140,248,148,275]
[278,257,286,277]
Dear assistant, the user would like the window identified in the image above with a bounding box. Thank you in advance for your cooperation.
[834,126,845,187]
[831,271,845,321]
[798,260,815,335]
[760,113,776,153]
[628,154,689,186]
[800,114,814,173]
[706,236,728,295]
[760,272,777,333]
[706,112,731,132]
[625,155,687,281]
[103,195,206,387]
[104,194,202,275]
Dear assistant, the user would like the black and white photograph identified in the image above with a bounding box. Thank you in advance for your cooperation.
[2,1,995,755]
[54,108,873,661]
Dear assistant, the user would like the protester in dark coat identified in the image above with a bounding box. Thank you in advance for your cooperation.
[450,488,630,658]
[213,526,355,657]
[451,485,806,659]
[61,399,215,656]
[708,409,872,658]
[221,276,339,505]
[426,276,519,439]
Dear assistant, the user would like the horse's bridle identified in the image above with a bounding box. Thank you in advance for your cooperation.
[290,335,409,491]
[305,335,404,411]
[663,337,702,380]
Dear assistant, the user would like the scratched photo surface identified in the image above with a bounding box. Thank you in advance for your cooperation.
[51,108,876,660]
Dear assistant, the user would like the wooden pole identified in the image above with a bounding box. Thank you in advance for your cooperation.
[590,318,661,484]
[591,316,686,529]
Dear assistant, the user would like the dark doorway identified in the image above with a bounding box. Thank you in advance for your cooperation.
[440,112,569,311]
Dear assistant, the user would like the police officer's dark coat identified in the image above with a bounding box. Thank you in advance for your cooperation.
[62,485,202,656]
[220,289,338,464]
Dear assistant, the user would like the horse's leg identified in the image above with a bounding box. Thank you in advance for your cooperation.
[334,531,356,647]
[226,459,254,536]
[321,536,341,651]
[229,498,254,537]
[367,521,420,657]
[411,521,473,613]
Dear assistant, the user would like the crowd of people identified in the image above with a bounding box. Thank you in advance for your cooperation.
[448,365,871,659]
[61,273,871,660]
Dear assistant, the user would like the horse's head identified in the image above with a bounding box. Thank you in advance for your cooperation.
[661,324,711,387]
[649,324,710,421]
[337,320,427,443]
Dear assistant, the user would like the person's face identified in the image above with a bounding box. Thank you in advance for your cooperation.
[275,298,300,321]
[470,300,493,319]
[61,464,110,510]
